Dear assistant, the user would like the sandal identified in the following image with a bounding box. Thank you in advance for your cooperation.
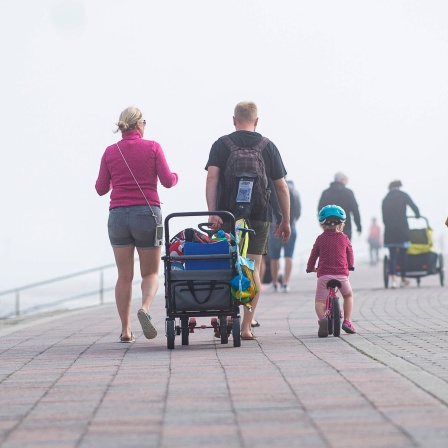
[241,333,257,340]
[119,332,135,343]
[137,309,158,339]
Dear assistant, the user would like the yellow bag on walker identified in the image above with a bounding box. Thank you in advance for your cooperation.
[231,261,258,307]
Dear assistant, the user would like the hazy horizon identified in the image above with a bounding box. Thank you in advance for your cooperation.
[1,0,447,290]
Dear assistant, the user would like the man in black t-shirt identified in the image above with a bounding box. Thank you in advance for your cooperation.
[205,101,290,340]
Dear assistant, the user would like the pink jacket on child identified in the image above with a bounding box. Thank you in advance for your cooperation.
[307,230,354,277]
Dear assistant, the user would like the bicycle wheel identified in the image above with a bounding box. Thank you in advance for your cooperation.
[328,311,333,335]
[331,297,341,337]
[166,319,175,349]
[383,255,390,288]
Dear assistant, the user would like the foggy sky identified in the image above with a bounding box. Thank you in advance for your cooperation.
[1,0,447,290]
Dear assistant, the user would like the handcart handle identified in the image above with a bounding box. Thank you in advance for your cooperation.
[164,211,236,246]
[197,222,218,238]
[407,215,430,229]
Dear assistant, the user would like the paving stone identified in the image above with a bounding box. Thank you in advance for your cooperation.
[0,264,448,447]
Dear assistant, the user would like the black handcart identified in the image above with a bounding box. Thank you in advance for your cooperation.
[162,211,241,349]
[383,216,444,288]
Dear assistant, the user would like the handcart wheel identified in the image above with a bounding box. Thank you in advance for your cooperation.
[438,254,445,286]
[167,319,175,349]
[328,313,333,336]
[226,320,233,336]
[232,317,241,347]
[331,297,341,337]
[181,317,189,345]
[219,316,228,344]
[383,255,390,288]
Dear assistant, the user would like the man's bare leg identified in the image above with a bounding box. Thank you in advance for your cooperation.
[241,254,262,338]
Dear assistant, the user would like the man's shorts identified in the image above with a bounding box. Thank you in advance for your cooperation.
[315,275,352,302]
[224,219,270,256]
[268,224,297,260]
[246,220,271,255]
[108,205,162,249]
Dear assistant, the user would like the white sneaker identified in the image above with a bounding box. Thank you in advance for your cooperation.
[391,281,398,289]
[400,279,410,288]
[267,283,278,293]
[282,284,290,293]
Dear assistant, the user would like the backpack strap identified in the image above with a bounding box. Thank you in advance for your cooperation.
[221,135,270,152]
[252,137,270,152]
[221,135,239,151]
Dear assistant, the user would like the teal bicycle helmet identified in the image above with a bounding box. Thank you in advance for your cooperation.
[318,205,346,226]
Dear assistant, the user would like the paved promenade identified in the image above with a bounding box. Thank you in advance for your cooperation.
[1,262,448,447]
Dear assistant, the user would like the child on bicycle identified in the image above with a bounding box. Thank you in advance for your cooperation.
[306,205,356,337]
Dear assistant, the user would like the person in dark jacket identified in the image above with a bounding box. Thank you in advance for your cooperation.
[382,180,420,288]
[267,179,301,293]
[318,172,362,240]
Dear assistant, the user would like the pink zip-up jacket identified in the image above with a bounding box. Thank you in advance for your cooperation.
[95,130,178,209]
[306,230,354,277]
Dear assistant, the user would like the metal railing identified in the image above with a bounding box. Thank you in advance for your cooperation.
[0,247,375,320]
[0,261,125,319]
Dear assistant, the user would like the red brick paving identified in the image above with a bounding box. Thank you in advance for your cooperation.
[0,263,448,447]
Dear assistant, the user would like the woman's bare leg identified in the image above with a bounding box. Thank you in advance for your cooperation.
[136,247,162,312]
[112,245,135,339]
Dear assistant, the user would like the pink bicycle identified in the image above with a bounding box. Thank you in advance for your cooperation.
[323,279,342,337]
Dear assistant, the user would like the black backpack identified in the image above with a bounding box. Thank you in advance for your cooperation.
[221,135,270,220]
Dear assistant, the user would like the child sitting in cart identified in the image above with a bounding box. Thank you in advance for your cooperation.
[306,205,356,337]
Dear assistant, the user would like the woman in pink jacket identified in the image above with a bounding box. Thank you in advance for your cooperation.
[96,107,178,343]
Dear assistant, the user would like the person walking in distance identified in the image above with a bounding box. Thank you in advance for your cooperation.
[382,180,420,288]
[268,179,301,292]
[205,101,290,340]
[368,217,382,265]
[307,205,356,338]
[318,172,362,240]
[95,107,178,343]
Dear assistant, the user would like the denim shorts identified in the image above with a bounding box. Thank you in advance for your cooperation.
[268,223,297,259]
[108,205,162,249]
